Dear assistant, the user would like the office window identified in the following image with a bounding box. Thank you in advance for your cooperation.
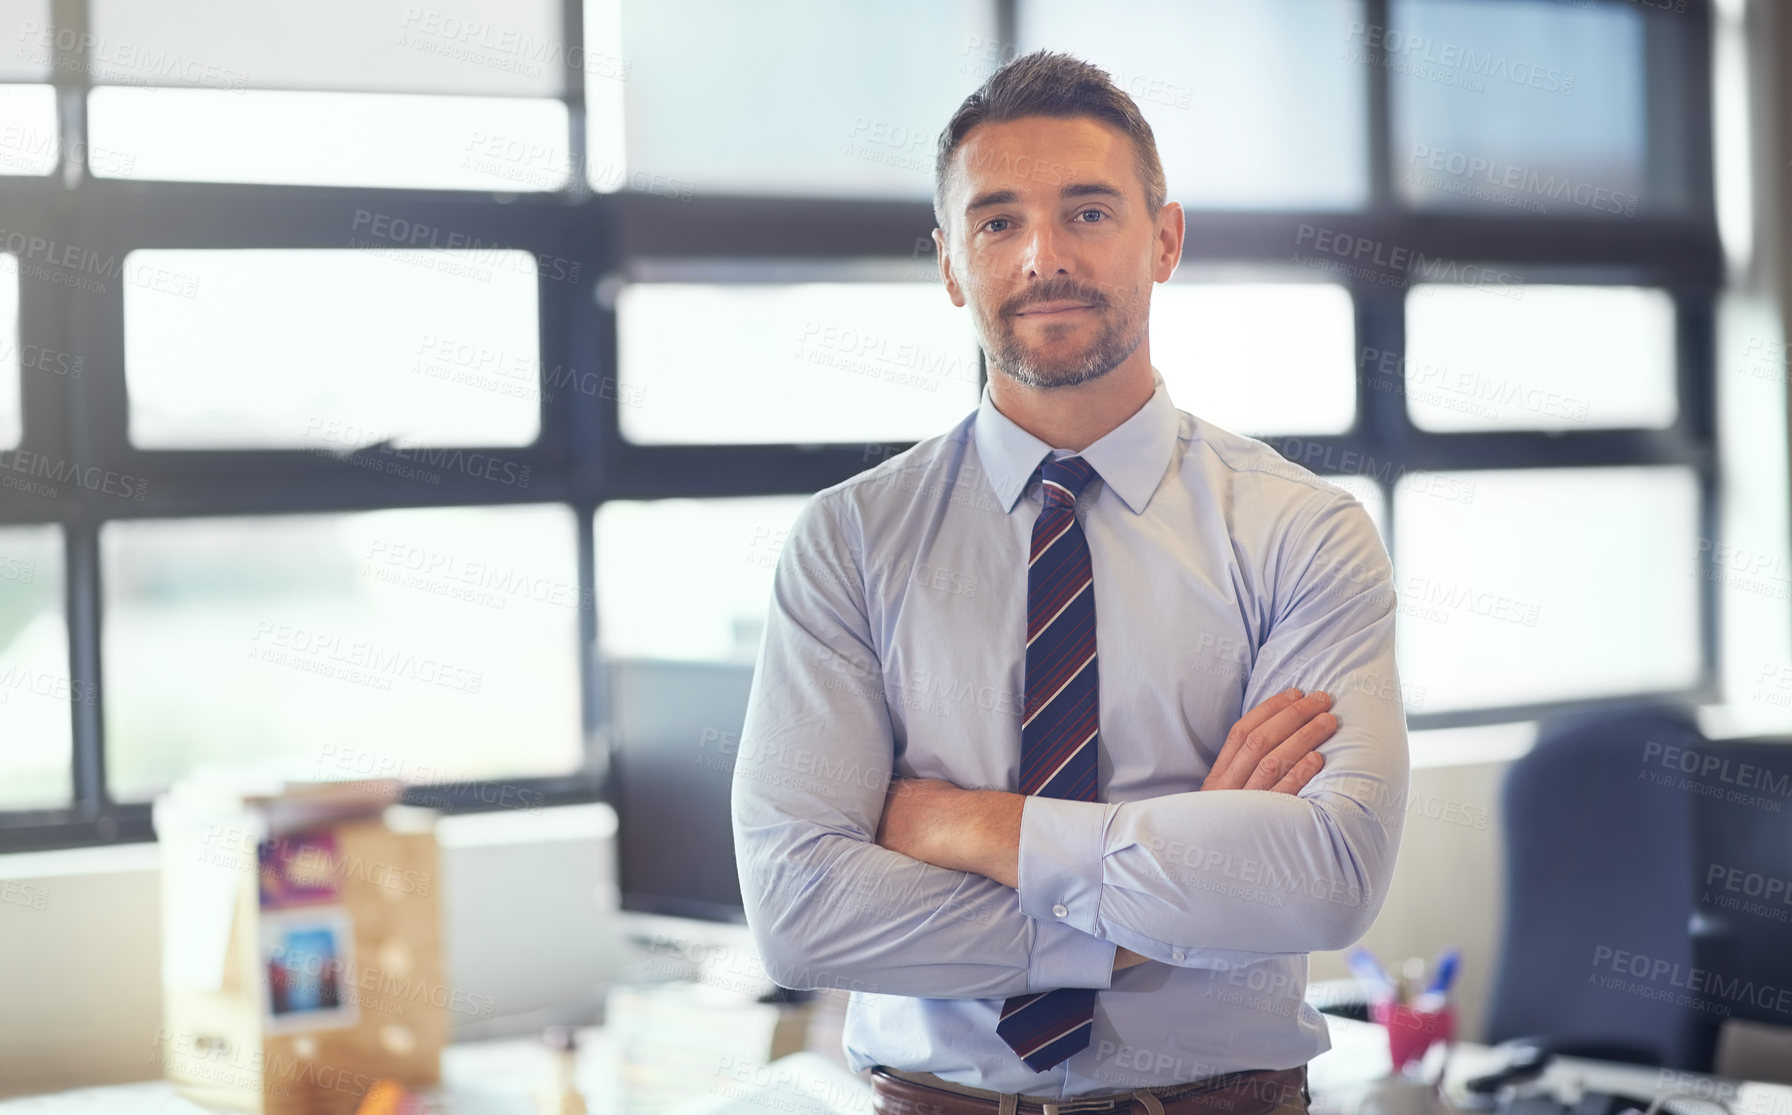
[0,85,58,176]
[616,281,981,445]
[83,0,571,188]
[1152,282,1356,437]
[101,508,583,801]
[1393,466,1701,714]
[123,249,542,449]
[88,89,571,189]
[1020,0,1368,210]
[90,0,568,96]
[1389,0,1680,215]
[1,0,53,82]
[1403,285,1677,432]
[595,496,810,663]
[0,0,1725,847]
[0,526,70,810]
[588,0,995,199]
[0,254,18,449]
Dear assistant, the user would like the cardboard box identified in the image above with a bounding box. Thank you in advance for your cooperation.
[154,799,446,1115]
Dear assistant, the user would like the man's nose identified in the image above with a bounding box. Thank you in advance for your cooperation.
[1020,218,1074,279]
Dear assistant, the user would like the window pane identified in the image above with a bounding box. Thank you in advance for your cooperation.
[0,254,17,449]
[1393,466,1700,714]
[1,1,52,81]
[1153,283,1356,436]
[617,282,981,445]
[1020,0,1368,209]
[124,249,541,449]
[1403,285,1675,431]
[1388,0,1677,215]
[596,497,810,663]
[102,507,582,802]
[0,525,70,810]
[588,0,994,199]
[88,88,569,190]
[0,85,57,175]
[90,0,565,96]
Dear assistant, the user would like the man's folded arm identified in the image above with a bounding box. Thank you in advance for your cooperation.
[730,493,1118,998]
[1014,491,1411,967]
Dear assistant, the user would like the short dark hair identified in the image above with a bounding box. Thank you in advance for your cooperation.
[933,49,1168,235]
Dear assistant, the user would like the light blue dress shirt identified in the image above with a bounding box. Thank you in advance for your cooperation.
[731,366,1409,1097]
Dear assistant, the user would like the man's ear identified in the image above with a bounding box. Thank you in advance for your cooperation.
[1153,201,1185,284]
[933,227,967,308]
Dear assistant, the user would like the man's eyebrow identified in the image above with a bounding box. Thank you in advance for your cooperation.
[964,180,1127,215]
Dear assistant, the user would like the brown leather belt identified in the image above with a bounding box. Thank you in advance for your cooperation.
[869,1064,1309,1115]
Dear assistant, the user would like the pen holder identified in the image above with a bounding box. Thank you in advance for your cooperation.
[1371,998,1453,1073]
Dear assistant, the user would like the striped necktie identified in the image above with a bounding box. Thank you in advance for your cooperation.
[996,453,1101,1072]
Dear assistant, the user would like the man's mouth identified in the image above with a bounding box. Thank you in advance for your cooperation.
[1015,301,1097,317]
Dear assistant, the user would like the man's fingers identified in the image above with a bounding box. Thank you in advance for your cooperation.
[1207,690,1334,791]
[1205,687,1304,789]
[1243,707,1337,792]
[1267,750,1326,796]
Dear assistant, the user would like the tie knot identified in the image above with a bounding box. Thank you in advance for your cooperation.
[1038,454,1097,508]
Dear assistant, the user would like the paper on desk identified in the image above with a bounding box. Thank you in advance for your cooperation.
[669,1052,872,1115]
[154,796,262,992]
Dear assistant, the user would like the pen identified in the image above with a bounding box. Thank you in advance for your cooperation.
[1347,947,1397,1003]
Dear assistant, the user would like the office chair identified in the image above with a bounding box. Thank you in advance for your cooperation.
[1485,702,1712,1068]
[1686,735,1792,1080]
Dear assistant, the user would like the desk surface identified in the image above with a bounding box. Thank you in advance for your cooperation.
[6,1015,1791,1115]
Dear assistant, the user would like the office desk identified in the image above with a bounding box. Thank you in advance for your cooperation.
[6,1016,1792,1115]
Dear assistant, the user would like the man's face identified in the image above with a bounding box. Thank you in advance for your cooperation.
[934,114,1178,390]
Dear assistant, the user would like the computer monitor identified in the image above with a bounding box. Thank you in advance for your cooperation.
[606,657,758,924]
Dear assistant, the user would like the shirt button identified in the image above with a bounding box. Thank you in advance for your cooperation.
[1172,950,1186,962]
[1051,903,1069,918]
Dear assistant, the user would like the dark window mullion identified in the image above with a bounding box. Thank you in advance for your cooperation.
[1363,0,1394,215]
[50,0,90,190]
[64,517,107,820]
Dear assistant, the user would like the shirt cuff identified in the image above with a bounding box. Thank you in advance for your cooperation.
[1027,917,1117,992]
[1017,795,1113,937]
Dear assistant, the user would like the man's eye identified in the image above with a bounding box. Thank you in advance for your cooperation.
[982,218,1010,233]
[1076,209,1106,223]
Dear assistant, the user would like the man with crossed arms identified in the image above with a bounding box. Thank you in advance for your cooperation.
[731,49,1408,1115]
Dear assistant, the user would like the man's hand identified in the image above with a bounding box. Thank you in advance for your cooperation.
[1201,688,1336,794]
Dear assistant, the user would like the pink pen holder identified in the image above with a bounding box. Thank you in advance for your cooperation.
[1371,998,1454,1072]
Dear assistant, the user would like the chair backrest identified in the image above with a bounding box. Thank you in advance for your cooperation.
[1686,736,1792,1074]
[1485,702,1710,1068]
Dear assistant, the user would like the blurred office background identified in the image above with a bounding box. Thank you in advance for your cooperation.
[1,0,1790,1097]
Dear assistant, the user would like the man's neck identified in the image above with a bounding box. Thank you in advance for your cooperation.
[985,355,1156,452]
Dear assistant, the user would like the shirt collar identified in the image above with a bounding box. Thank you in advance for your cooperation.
[972,366,1180,516]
